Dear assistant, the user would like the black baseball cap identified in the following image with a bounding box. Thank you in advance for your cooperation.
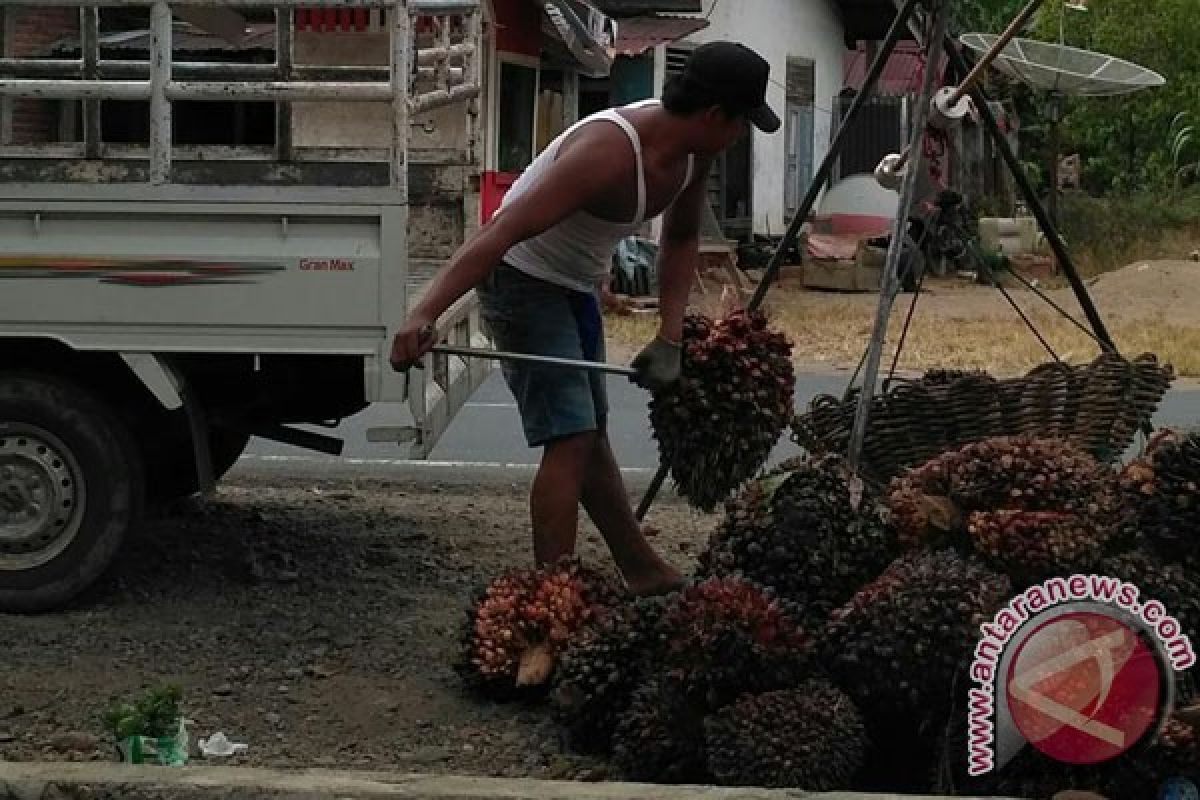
[676,41,780,133]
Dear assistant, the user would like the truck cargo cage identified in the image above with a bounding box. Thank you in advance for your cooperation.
[0,0,484,189]
[0,0,494,461]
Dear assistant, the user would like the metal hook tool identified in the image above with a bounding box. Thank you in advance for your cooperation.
[431,344,638,378]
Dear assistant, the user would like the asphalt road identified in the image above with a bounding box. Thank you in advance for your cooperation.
[236,370,1200,486]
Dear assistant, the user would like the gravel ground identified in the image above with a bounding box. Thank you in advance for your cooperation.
[0,474,715,777]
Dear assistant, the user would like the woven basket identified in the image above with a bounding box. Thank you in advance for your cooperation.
[792,352,1175,485]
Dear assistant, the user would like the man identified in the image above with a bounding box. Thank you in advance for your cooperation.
[391,42,780,596]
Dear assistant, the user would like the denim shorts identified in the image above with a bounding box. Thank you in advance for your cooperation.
[475,262,608,448]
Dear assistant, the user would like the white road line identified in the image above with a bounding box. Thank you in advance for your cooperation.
[464,402,518,409]
[237,453,655,474]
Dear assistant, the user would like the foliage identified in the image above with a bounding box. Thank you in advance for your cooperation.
[1171,113,1199,187]
[101,685,182,740]
[1057,189,1200,275]
[1031,0,1200,193]
[954,0,1199,195]
[952,0,1029,36]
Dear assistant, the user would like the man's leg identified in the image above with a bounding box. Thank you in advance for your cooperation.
[530,430,597,565]
[580,432,683,595]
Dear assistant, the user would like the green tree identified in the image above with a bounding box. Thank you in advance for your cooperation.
[953,0,1030,35]
[1033,0,1200,192]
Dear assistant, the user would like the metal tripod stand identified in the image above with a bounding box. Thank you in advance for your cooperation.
[634,0,1122,520]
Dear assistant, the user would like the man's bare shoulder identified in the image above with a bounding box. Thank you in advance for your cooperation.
[555,118,637,169]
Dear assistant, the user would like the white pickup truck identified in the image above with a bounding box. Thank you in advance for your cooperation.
[0,0,492,611]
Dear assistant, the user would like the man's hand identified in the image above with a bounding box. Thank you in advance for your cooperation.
[630,335,682,391]
[390,314,436,372]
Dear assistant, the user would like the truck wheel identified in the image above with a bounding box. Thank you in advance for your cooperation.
[0,373,144,613]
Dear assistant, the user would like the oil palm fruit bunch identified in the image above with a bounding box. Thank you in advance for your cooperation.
[611,672,710,784]
[886,435,1119,551]
[697,453,898,629]
[1099,549,1200,645]
[819,549,1011,722]
[703,680,867,790]
[649,309,795,512]
[939,718,1199,800]
[1118,429,1200,563]
[967,509,1110,584]
[550,595,668,754]
[457,558,620,700]
[656,576,810,710]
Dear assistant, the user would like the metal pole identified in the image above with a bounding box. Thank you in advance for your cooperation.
[81,6,101,159]
[274,6,294,162]
[432,345,638,378]
[946,0,1043,105]
[634,0,920,522]
[391,0,412,192]
[464,6,481,167]
[0,7,12,145]
[148,0,171,184]
[846,2,950,475]
[942,35,1116,352]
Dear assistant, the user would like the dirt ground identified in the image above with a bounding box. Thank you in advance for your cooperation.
[0,474,715,778]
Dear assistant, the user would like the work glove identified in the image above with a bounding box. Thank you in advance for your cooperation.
[631,335,682,392]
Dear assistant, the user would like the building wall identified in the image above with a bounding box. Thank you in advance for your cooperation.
[655,0,845,236]
[2,7,76,144]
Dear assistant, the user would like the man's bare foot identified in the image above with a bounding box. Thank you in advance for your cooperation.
[622,562,685,597]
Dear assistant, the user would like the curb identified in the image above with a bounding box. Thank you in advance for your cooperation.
[0,763,1022,800]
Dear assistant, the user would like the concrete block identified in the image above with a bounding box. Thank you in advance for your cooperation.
[0,762,1026,800]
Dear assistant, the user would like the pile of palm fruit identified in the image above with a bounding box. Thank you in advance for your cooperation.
[454,325,1198,794]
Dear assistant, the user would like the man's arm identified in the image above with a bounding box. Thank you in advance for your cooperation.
[628,156,713,391]
[655,156,713,342]
[390,127,626,369]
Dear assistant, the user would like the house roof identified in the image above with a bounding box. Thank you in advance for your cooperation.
[843,40,925,95]
[591,0,702,15]
[612,14,708,57]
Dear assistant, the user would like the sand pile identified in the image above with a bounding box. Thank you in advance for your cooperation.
[1061,260,1200,325]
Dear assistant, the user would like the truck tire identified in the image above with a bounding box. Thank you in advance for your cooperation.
[0,372,144,613]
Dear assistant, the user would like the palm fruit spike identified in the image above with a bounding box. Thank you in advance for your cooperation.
[703,681,867,790]
[886,435,1119,548]
[611,673,709,784]
[697,453,898,630]
[656,576,809,710]
[456,558,620,701]
[967,509,1110,584]
[648,309,795,512]
[550,595,668,754]
[819,549,1011,722]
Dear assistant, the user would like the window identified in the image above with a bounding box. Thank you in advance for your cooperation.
[496,60,538,173]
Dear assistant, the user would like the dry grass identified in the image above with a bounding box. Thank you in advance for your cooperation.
[605,284,1200,379]
[1073,226,1200,279]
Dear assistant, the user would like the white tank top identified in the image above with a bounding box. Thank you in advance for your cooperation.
[496,99,695,293]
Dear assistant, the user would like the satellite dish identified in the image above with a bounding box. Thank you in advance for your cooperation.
[959,34,1165,97]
